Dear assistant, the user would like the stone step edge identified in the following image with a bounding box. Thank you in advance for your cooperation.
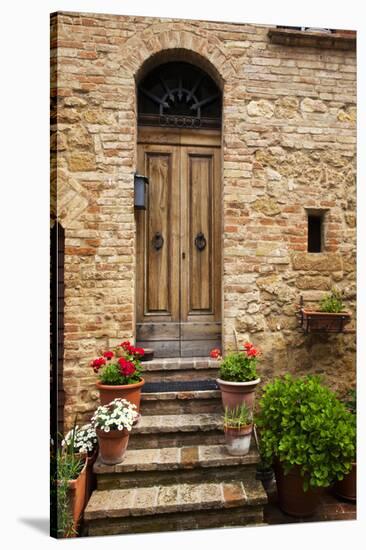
[94,443,259,474]
[84,479,267,521]
[141,390,221,401]
[142,358,219,372]
[133,413,222,434]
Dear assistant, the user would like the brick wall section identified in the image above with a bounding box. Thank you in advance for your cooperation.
[50,12,356,428]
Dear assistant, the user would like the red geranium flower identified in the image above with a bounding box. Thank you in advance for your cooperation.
[243,342,253,350]
[120,341,132,352]
[133,347,145,357]
[118,357,136,377]
[90,357,106,372]
[210,348,221,359]
[247,347,260,358]
[103,351,114,360]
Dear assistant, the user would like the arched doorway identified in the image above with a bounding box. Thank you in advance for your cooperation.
[136,61,222,357]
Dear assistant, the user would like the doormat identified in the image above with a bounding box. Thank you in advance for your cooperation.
[142,379,219,393]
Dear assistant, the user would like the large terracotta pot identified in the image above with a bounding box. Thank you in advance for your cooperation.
[216,378,260,412]
[96,378,145,411]
[96,428,130,465]
[67,456,88,534]
[273,461,322,517]
[334,462,356,501]
[224,424,252,456]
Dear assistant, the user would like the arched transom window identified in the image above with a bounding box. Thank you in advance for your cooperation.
[138,62,222,129]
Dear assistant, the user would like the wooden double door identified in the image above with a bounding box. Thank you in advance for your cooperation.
[136,127,222,357]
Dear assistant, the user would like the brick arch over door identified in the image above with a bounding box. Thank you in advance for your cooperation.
[121,26,235,85]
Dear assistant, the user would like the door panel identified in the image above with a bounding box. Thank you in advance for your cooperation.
[136,145,180,330]
[136,129,221,357]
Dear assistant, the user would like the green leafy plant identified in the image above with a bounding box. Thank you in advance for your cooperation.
[90,341,144,386]
[256,375,356,491]
[319,288,345,313]
[50,423,86,538]
[218,342,260,382]
[223,403,252,429]
[342,387,356,415]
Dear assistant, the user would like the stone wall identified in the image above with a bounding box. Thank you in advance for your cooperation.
[51,12,356,428]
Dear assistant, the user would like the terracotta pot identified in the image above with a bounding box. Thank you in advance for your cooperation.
[273,461,322,517]
[216,378,260,412]
[97,428,130,465]
[85,448,98,504]
[334,462,356,501]
[224,424,252,456]
[140,348,154,362]
[67,456,87,533]
[96,378,145,411]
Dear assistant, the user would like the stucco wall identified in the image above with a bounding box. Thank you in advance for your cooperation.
[50,12,356,428]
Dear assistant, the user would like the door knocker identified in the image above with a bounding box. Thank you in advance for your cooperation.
[152,232,164,250]
[194,232,207,251]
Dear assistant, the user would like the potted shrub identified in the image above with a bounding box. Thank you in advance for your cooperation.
[223,403,253,456]
[334,388,357,501]
[90,341,145,411]
[299,288,351,333]
[91,398,138,465]
[62,423,98,503]
[257,375,356,517]
[213,342,261,412]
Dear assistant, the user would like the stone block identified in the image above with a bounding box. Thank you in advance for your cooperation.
[291,253,343,271]
[68,152,96,171]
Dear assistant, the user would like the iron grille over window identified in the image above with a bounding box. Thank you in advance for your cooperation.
[138,62,222,129]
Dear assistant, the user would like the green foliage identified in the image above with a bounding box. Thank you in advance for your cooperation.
[51,421,86,538]
[98,360,143,385]
[319,288,345,313]
[256,375,356,491]
[342,387,356,415]
[223,403,252,428]
[219,351,258,382]
[99,363,124,385]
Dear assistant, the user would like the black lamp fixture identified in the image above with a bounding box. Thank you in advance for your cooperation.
[134,172,149,210]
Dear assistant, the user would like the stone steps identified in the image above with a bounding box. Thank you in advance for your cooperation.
[141,389,221,415]
[84,479,267,536]
[141,357,219,382]
[128,413,223,449]
[95,443,259,489]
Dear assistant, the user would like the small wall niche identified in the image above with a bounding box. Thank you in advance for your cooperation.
[306,209,328,253]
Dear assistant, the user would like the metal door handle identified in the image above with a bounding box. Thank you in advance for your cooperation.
[195,232,207,251]
[152,232,164,250]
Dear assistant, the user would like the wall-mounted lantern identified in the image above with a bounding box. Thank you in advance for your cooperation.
[134,173,149,210]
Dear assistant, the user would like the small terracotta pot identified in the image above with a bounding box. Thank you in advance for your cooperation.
[216,378,260,412]
[140,348,154,362]
[96,378,145,411]
[224,424,252,456]
[333,462,356,501]
[96,428,130,465]
[273,461,322,517]
[67,457,87,533]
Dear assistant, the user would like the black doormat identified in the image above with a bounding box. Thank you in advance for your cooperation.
[142,379,219,393]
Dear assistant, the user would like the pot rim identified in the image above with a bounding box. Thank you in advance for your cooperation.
[96,427,130,437]
[224,424,252,435]
[217,377,261,387]
[96,378,145,390]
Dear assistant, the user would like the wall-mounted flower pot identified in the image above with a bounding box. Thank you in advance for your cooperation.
[216,378,260,412]
[96,378,145,411]
[96,428,130,465]
[224,424,252,456]
[273,461,322,517]
[333,462,356,501]
[299,308,351,334]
